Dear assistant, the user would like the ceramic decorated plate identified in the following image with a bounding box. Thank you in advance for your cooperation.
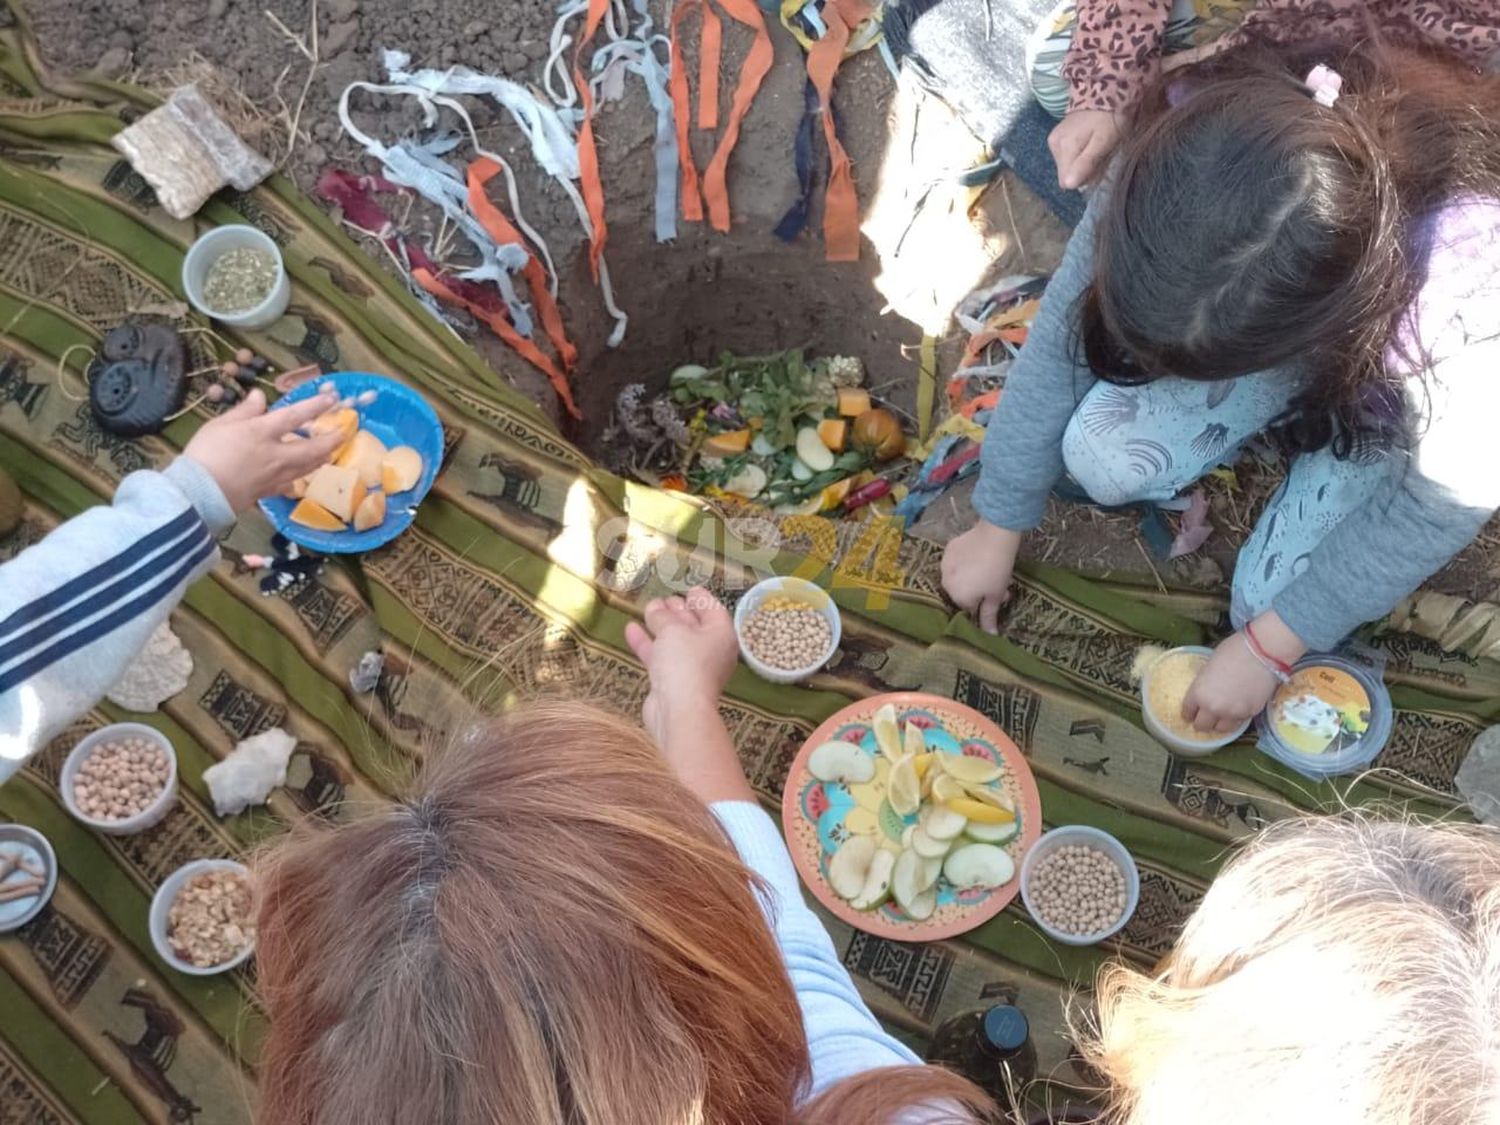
[258,372,443,554]
[781,692,1042,942]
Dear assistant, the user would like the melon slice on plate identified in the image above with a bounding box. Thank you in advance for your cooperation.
[336,429,389,488]
[381,446,424,493]
[352,490,387,532]
[289,497,345,531]
[304,463,366,522]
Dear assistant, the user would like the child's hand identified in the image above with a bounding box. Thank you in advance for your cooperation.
[942,521,1023,634]
[182,387,343,514]
[625,589,739,737]
[1048,109,1122,190]
[625,588,754,804]
[1182,633,1281,733]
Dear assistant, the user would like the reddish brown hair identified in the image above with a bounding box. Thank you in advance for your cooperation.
[1082,35,1500,456]
[254,702,992,1124]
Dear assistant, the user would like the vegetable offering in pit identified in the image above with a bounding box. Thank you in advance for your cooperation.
[1026,844,1128,938]
[739,596,834,671]
[202,247,278,314]
[167,869,255,968]
[809,704,1020,923]
[73,737,170,821]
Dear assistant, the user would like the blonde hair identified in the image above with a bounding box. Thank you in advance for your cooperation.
[1078,813,1500,1125]
[254,702,990,1124]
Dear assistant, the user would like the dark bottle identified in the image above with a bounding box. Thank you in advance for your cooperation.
[926,1003,1039,1103]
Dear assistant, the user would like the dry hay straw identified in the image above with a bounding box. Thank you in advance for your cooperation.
[140,52,291,167]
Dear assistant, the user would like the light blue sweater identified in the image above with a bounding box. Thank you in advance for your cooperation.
[710,801,926,1092]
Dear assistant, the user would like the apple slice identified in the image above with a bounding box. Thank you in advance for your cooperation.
[828,836,878,901]
[850,848,896,911]
[964,819,1020,845]
[911,827,952,860]
[942,843,1016,890]
[808,741,877,785]
[923,805,968,841]
[893,848,939,920]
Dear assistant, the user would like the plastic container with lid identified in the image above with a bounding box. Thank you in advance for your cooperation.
[1256,654,1393,780]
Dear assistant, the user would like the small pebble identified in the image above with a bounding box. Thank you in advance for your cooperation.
[1027,843,1129,937]
[740,597,833,672]
[72,737,170,821]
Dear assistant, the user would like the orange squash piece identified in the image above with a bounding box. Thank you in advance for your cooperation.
[702,429,751,457]
[310,408,360,460]
[304,463,366,522]
[289,497,345,531]
[836,388,871,417]
[380,446,424,494]
[352,490,387,532]
[336,429,389,489]
[817,418,848,453]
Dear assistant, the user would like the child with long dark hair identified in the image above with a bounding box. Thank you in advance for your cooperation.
[944,37,1500,735]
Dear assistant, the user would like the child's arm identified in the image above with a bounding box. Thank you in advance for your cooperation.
[1049,0,1172,188]
[0,388,341,781]
[1061,0,1173,115]
[625,593,924,1095]
[943,188,1104,630]
[1185,204,1500,731]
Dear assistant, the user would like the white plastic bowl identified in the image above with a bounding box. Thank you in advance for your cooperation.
[61,723,178,836]
[149,859,255,975]
[0,824,57,933]
[181,224,290,330]
[1140,645,1249,756]
[734,576,842,685]
[1020,825,1140,947]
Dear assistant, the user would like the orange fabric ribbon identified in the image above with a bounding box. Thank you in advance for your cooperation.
[804,0,872,261]
[466,158,578,373]
[413,266,581,421]
[669,0,774,233]
[572,0,612,281]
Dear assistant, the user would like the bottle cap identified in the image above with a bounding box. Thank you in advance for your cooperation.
[982,1004,1030,1055]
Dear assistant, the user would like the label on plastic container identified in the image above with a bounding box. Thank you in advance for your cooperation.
[1268,665,1372,756]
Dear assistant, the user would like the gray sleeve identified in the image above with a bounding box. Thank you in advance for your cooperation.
[970,189,1103,530]
[1274,338,1500,650]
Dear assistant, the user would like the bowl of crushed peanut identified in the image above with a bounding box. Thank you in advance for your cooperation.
[149,859,256,975]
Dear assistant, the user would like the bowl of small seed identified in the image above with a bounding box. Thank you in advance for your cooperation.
[734,576,842,684]
[149,859,256,975]
[182,224,290,330]
[61,723,177,836]
[1020,825,1139,946]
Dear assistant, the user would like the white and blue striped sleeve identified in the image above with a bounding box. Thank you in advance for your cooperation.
[711,800,923,1096]
[0,457,232,782]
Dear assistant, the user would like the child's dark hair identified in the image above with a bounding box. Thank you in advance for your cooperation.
[1080,36,1500,456]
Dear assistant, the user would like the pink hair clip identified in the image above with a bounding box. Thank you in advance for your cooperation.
[1305,63,1343,107]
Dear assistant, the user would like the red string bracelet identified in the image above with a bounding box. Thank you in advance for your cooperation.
[1243,621,1294,683]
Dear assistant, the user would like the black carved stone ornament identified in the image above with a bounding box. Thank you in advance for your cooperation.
[87,322,187,437]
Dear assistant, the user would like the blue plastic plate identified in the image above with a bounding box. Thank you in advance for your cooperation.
[258,372,444,554]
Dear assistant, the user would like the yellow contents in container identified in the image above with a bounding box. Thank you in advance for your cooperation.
[1145,650,1217,742]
